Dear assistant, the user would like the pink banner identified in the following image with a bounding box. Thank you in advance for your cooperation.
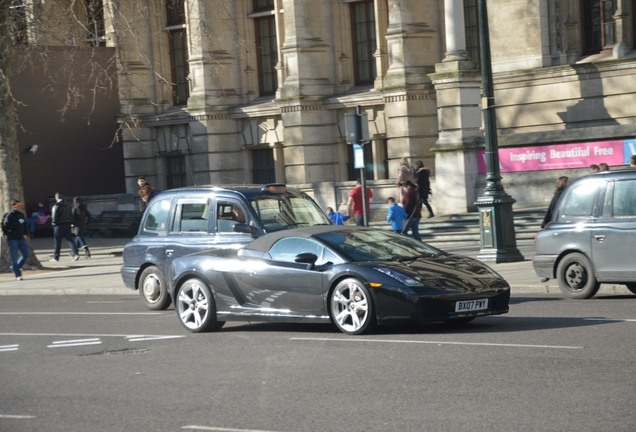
[478,140,626,173]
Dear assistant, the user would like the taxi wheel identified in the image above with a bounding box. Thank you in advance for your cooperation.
[176,278,225,333]
[556,253,600,299]
[138,267,171,310]
[624,283,636,295]
[330,278,376,335]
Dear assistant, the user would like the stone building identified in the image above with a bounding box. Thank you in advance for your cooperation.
[105,0,636,216]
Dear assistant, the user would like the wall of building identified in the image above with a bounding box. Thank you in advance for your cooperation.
[14,47,124,213]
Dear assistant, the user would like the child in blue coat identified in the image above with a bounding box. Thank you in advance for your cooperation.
[326,207,350,225]
[386,197,407,233]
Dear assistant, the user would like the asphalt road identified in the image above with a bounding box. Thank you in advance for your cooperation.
[1,293,635,432]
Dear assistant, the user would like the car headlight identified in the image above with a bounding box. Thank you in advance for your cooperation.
[374,267,423,287]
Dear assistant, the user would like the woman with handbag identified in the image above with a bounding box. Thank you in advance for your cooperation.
[401,181,422,240]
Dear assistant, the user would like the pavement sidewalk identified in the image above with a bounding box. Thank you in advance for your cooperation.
[0,236,631,297]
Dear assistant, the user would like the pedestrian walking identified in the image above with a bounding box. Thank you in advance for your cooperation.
[326,207,349,225]
[72,197,92,258]
[401,181,422,240]
[386,197,407,233]
[50,192,80,262]
[414,160,435,218]
[541,176,569,228]
[2,200,30,280]
[395,157,417,203]
[347,178,373,226]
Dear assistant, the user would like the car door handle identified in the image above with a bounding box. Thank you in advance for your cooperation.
[166,249,174,257]
[594,235,605,242]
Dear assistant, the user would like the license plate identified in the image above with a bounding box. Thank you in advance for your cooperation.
[455,299,488,313]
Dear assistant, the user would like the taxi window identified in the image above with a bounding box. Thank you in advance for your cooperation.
[143,198,172,233]
[612,180,636,217]
[172,202,210,233]
[562,183,598,217]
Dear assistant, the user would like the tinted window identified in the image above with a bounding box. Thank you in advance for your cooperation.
[249,195,330,232]
[562,183,598,216]
[269,237,329,265]
[173,202,210,233]
[216,201,248,233]
[143,198,172,233]
[612,179,636,217]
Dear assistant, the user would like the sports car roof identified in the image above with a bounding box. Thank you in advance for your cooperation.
[245,225,367,252]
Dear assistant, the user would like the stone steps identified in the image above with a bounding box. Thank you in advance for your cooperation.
[369,208,545,247]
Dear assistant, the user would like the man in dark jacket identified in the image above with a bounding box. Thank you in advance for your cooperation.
[414,160,434,218]
[2,200,30,280]
[51,192,79,262]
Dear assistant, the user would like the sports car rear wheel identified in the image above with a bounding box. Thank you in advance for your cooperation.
[176,278,225,333]
[138,267,171,310]
[556,253,600,299]
[330,278,376,335]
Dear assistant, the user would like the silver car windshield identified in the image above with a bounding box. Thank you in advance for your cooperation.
[250,195,330,232]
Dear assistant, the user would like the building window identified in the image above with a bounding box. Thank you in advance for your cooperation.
[253,0,274,12]
[84,0,105,46]
[166,155,187,189]
[351,0,377,85]
[166,0,189,105]
[464,0,480,66]
[582,0,617,53]
[252,148,276,184]
[255,15,278,95]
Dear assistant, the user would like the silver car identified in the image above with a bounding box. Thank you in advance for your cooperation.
[533,169,636,298]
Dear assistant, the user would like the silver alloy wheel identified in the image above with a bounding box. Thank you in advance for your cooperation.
[142,273,162,303]
[177,280,210,331]
[331,280,369,334]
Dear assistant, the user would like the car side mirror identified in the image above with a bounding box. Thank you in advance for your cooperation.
[294,252,318,268]
[233,222,257,236]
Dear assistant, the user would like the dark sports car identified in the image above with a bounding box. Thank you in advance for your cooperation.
[170,226,511,335]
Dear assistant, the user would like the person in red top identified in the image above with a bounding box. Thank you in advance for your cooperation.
[347,178,373,226]
[401,180,422,240]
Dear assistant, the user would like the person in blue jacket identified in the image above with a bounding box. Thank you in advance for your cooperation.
[386,197,407,233]
[326,207,350,225]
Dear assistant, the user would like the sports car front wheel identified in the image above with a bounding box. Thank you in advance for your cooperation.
[330,278,376,335]
[176,278,225,333]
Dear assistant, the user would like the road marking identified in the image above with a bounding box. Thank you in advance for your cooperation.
[48,338,102,348]
[584,318,636,322]
[0,414,36,419]
[0,333,181,338]
[290,337,583,350]
[183,426,281,432]
[0,312,161,315]
[126,335,185,342]
[0,344,19,352]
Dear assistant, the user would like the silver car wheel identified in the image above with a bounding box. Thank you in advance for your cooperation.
[142,274,161,302]
[138,267,171,310]
[177,280,210,331]
[330,279,375,335]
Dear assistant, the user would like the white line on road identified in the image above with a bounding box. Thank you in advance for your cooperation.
[0,344,19,352]
[182,426,281,432]
[0,333,184,338]
[0,312,161,315]
[584,318,636,322]
[126,335,185,342]
[48,338,102,348]
[0,414,36,419]
[291,337,583,350]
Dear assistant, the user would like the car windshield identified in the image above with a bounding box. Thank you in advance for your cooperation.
[315,229,446,262]
[249,195,330,232]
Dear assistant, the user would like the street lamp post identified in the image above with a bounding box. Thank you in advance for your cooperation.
[475,0,524,263]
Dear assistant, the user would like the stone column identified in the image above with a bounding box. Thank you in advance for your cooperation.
[382,0,441,180]
[427,0,483,214]
[613,1,632,58]
[277,0,339,184]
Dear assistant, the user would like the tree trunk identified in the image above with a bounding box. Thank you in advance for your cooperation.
[0,2,42,272]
